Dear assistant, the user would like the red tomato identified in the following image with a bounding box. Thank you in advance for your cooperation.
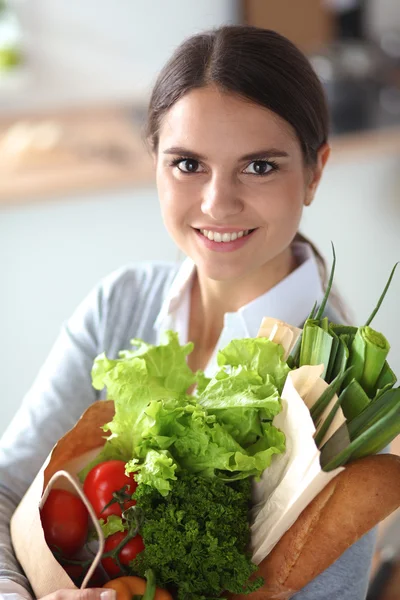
[101,531,145,577]
[40,489,89,557]
[83,460,137,519]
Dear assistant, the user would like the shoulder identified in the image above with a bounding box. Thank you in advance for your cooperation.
[100,261,180,302]
[94,261,180,352]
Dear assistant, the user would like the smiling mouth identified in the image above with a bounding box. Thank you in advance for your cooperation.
[195,228,257,243]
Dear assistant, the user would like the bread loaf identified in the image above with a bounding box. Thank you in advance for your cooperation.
[230,454,400,599]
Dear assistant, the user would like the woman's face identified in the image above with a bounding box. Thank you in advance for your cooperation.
[155,85,327,282]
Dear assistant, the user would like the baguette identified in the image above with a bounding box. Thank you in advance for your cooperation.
[230,454,400,600]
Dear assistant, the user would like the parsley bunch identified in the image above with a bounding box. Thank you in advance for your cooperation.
[131,474,263,599]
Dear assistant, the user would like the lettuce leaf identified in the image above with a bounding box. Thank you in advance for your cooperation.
[216,337,290,392]
[90,331,196,461]
[84,332,287,495]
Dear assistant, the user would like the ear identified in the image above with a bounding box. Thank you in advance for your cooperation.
[304,143,330,207]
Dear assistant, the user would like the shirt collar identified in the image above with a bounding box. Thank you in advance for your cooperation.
[154,242,324,339]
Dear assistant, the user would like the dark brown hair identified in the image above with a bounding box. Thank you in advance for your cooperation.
[146,25,348,320]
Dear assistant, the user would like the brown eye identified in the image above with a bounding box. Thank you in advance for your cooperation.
[177,158,203,173]
[243,160,276,175]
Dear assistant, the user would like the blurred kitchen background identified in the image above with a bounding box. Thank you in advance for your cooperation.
[2,0,400,431]
[1,0,400,595]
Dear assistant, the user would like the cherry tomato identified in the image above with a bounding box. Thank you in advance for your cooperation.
[40,488,89,557]
[101,531,145,577]
[83,460,137,519]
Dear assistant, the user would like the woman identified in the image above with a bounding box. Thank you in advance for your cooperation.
[0,26,375,600]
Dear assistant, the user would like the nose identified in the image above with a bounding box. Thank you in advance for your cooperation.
[200,173,243,221]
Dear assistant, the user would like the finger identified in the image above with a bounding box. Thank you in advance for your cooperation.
[44,589,116,600]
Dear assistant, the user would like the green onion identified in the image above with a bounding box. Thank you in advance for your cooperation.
[290,301,319,367]
[319,423,351,468]
[328,334,349,384]
[339,379,371,422]
[330,325,358,336]
[345,327,390,396]
[314,395,344,448]
[310,368,352,423]
[300,319,333,380]
[325,325,340,383]
[375,361,397,394]
[365,263,399,326]
[314,242,336,321]
[348,388,400,441]
[322,401,400,471]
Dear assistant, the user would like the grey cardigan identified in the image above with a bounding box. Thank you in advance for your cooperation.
[0,262,376,599]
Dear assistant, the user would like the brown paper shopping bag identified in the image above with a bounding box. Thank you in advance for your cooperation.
[10,401,115,598]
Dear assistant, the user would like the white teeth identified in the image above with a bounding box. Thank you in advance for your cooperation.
[200,229,252,242]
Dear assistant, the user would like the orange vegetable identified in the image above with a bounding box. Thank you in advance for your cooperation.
[103,575,173,600]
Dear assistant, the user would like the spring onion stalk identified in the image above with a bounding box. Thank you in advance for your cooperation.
[322,401,400,471]
[300,319,333,380]
[314,242,336,321]
[375,361,397,394]
[290,301,318,368]
[319,423,351,468]
[328,334,349,384]
[345,327,390,396]
[365,263,399,327]
[339,379,371,422]
[314,395,343,448]
[348,388,400,441]
[330,325,358,337]
[310,368,352,423]
[325,325,339,383]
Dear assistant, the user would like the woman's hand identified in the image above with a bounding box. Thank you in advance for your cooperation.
[40,589,116,600]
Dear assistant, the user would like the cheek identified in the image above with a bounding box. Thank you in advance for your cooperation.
[254,174,306,226]
[156,168,196,236]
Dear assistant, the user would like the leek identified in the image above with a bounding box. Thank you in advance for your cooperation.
[339,379,371,422]
[365,262,399,326]
[319,423,351,468]
[375,361,397,394]
[314,395,343,448]
[345,327,390,396]
[348,388,400,441]
[322,401,400,470]
[300,319,333,380]
[314,242,336,321]
[310,368,352,423]
[328,334,349,384]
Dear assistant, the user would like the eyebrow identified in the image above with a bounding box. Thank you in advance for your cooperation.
[163,146,290,161]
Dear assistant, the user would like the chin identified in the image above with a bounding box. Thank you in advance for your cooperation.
[194,255,253,282]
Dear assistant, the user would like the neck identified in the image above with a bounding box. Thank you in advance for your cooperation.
[189,246,297,355]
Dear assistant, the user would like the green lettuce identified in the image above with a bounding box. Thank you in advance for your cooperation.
[216,337,290,392]
[84,332,287,495]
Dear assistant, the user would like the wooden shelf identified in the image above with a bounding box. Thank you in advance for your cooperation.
[0,104,154,206]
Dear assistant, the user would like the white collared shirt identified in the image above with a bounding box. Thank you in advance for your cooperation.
[154,242,324,376]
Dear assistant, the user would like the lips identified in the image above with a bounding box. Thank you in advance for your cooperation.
[193,227,257,252]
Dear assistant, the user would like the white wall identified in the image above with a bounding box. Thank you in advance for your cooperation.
[302,151,400,376]
[1,0,240,113]
[1,187,178,435]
